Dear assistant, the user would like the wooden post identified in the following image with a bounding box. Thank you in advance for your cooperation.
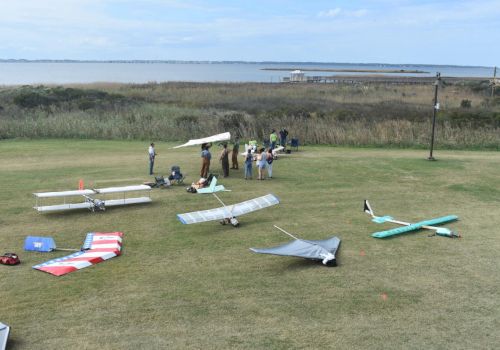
[428,72,441,161]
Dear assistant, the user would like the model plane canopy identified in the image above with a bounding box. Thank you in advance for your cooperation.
[177,193,279,224]
[173,132,231,149]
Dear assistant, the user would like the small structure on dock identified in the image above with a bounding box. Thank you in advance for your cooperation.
[289,70,305,82]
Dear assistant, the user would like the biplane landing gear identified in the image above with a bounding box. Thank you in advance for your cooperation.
[220,217,239,227]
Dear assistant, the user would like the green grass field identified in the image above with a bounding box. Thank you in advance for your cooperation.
[0,140,499,349]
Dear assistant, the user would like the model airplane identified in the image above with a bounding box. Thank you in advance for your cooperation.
[177,193,279,227]
[364,200,460,238]
[173,132,231,149]
[196,176,230,194]
[250,225,341,266]
[33,185,152,213]
[33,232,123,276]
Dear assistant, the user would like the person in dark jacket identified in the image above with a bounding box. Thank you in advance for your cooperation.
[220,143,230,177]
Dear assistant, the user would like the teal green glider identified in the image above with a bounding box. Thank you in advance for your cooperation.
[364,200,460,238]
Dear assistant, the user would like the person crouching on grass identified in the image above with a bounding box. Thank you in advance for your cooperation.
[244,149,253,179]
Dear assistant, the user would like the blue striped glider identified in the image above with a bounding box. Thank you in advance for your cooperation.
[177,193,279,227]
[364,200,460,238]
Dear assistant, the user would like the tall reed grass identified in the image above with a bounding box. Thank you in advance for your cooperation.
[0,82,498,149]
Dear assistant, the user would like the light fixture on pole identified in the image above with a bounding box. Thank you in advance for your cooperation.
[428,72,441,161]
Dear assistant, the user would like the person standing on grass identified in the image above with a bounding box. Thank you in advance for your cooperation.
[269,130,278,150]
[200,143,211,178]
[220,143,230,178]
[279,128,288,147]
[266,148,274,179]
[231,137,239,170]
[256,147,267,180]
[244,149,253,179]
[148,143,157,175]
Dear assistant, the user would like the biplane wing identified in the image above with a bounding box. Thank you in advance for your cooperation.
[177,193,279,224]
[364,200,459,238]
[251,236,340,266]
[196,177,230,194]
[33,232,123,276]
[33,185,152,213]
[173,132,231,149]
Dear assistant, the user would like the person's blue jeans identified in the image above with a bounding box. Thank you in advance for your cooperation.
[271,141,276,150]
[245,163,252,178]
[149,158,154,175]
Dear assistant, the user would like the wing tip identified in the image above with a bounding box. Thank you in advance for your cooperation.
[177,214,187,224]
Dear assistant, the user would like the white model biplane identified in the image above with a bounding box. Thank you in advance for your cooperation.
[178,193,279,227]
[250,225,341,266]
[33,185,152,213]
[173,132,231,149]
[364,200,460,238]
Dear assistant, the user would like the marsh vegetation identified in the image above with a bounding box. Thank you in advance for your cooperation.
[0,80,498,148]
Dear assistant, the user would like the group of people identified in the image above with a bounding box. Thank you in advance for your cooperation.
[244,147,273,180]
[148,129,289,181]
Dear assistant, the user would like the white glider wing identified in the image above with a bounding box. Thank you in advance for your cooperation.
[177,193,279,224]
[173,132,231,149]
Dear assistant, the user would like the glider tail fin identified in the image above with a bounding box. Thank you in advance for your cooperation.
[209,177,217,192]
[364,200,374,217]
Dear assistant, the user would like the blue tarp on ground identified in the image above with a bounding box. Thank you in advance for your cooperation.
[24,236,56,252]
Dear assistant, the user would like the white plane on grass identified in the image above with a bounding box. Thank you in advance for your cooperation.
[178,193,279,227]
[33,185,152,213]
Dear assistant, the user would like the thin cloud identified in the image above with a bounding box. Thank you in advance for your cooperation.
[318,8,341,18]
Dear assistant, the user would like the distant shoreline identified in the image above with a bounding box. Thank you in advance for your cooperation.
[0,59,491,69]
[262,68,428,74]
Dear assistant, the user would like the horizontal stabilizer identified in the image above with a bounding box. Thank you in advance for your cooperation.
[372,215,458,238]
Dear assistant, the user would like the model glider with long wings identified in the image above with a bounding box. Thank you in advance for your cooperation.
[177,193,279,227]
[173,132,231,149]
[364,200,459,238]
[33,232,123,276]
[33,185,152,213]
[250,225,341,266]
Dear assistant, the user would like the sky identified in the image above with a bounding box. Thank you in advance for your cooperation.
[0,0,499,66]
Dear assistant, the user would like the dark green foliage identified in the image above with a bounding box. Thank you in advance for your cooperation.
[11,85,129,111]
[460,99,472,108]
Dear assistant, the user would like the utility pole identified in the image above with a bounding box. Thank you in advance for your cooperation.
[428,72,441,161]
[492,66,497,98]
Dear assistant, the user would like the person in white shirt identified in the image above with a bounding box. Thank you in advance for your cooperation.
[148,143,157,175]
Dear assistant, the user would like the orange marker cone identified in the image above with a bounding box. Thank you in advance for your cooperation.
[78,179,84,190]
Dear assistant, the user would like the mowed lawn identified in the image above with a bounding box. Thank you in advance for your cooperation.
[0,139,499,350]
